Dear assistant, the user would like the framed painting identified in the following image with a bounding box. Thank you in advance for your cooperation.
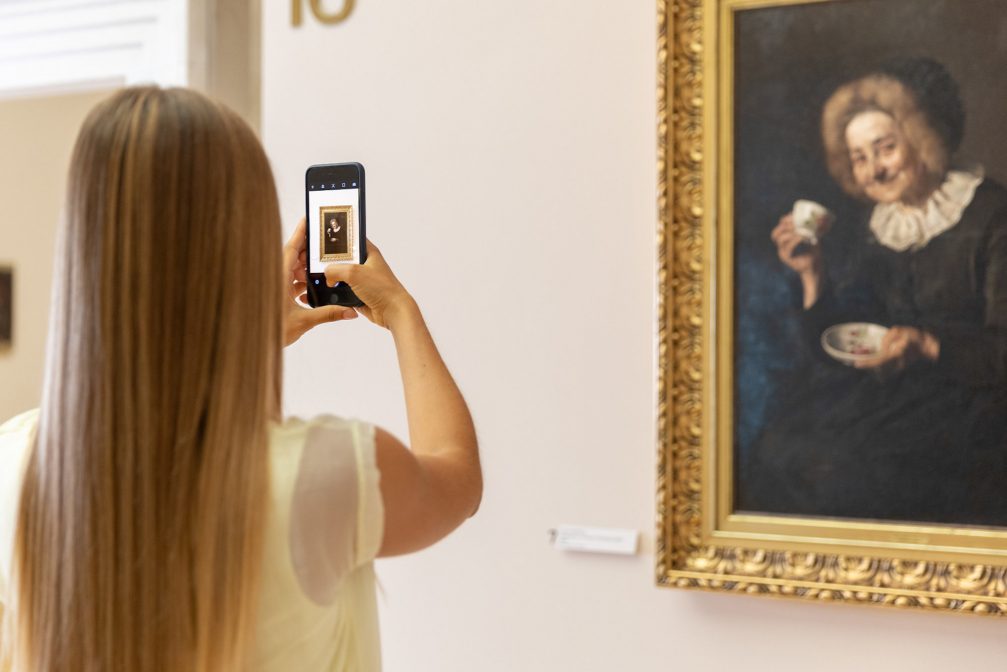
[657,0,1007,614]
[0,266,10,350]
[319,205,354,262]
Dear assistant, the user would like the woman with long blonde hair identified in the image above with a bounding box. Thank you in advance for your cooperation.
[0,87,481,670]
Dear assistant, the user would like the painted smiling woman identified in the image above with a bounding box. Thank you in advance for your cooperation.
[741,58,1007,525]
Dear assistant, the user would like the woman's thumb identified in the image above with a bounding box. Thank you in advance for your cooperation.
[311,305,358,326]
[323,262,359,287]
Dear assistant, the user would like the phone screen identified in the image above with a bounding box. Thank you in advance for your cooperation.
[305,163,366,307]
[308,180,361,271]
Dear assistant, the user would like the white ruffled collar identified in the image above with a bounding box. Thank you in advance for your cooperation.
[869,168,984,252]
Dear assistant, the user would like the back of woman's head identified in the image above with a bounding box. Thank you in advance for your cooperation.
[3,87,282,671]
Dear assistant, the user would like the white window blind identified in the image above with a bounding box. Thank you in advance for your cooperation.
[0,0,187,98]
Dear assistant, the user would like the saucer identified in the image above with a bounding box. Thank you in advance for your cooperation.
[821,323,888,365]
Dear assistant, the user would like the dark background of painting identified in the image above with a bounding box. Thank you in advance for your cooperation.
[732,0,1007,493]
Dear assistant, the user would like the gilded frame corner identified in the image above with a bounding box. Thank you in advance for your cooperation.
[656,0,1007,615]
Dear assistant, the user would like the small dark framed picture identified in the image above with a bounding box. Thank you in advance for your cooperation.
[0,266,11,349]
[319,205,354,262]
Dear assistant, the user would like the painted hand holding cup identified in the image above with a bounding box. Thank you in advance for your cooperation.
[792,199,835,245]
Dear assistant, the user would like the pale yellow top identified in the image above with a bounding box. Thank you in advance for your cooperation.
[0,410,384,672]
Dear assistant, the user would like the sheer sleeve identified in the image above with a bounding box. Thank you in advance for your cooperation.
[288,416,384,606]
[351,422,384,567]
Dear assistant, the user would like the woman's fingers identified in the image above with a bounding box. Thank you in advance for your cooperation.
[284,218,308,272]
[881,327,913,357]
[284,221,306,266]
[771,214,795,243]
[289,280,306,300]
[854,352,890,369]
[816,213,833,237]
[777,232,805,259]
[853,328,911,369]
[305,305,357,326]
[282,222,380,345]
[290,304,358,334]
[854,349,899,369]
[879,328,900,352]
[285,304,358,346]
[853,344,902,370]
[286,218,306,249]
[774,228,809,258]
[293,249,308,282]
[323,262,360,287]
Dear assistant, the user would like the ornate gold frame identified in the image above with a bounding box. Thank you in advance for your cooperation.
[319,205,355,263]
[656,0,1007,615]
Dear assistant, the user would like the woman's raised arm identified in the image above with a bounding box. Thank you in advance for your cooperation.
[323,244,481,556]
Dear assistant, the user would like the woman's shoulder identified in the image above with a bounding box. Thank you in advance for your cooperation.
[948,177,1007,240]
[0,409,38,469]
[0,409,38,591]
[972,177,1007,213]
[0,408,38,483]
[1,408,39,436]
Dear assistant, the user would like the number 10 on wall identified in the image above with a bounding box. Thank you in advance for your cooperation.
[292,0,355,26]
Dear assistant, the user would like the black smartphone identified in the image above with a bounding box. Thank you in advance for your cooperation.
[304,162,367,307]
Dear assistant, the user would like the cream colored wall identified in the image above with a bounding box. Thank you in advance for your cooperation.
[0,90,111,422]
[262,2,1007,670]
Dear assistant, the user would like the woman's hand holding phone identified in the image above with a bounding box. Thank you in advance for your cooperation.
[322,240,416,330]
[283,218,359,346]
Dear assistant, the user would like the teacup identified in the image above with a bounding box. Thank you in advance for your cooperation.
[792,199,834,245]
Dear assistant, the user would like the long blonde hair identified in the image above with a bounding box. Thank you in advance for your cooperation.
[2,87,283,671]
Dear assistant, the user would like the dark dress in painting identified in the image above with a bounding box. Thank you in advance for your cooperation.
[324,213,348,256]
[740,177,1007,525]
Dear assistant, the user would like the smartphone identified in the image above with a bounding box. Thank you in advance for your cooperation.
[304,162,367,307]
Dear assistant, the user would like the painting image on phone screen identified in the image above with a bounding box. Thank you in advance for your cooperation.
[309,185,360,270]
[320,206,352,261]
